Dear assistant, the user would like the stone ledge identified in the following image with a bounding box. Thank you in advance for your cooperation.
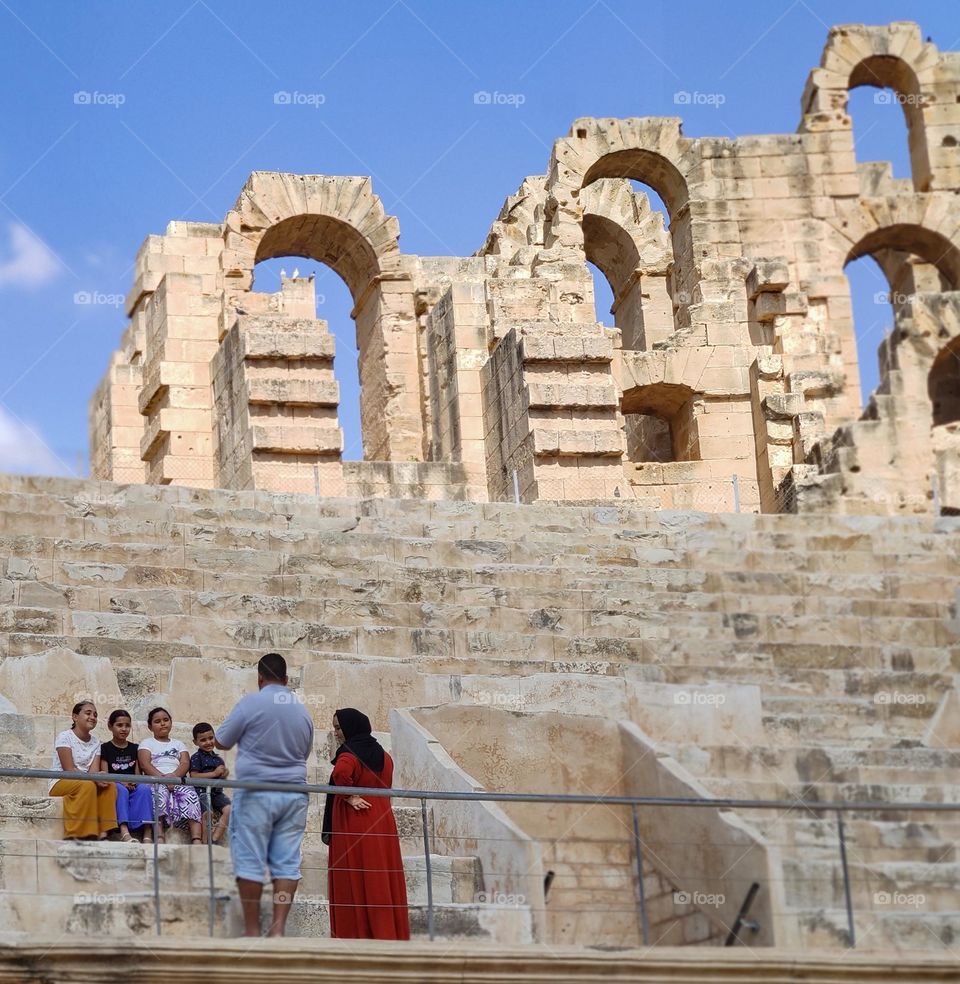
[0,937,958,982]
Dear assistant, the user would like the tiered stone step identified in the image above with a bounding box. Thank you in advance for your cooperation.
[0,838,516,941]
[0,474,957,951]
[665,744,960,787]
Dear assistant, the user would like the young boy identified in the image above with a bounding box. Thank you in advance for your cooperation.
[190,722,232,844]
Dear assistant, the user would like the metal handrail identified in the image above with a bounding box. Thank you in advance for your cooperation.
[5,765,958,947]
[7,766,960,813]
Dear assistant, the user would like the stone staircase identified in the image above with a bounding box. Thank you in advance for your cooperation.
[0,472,958,948]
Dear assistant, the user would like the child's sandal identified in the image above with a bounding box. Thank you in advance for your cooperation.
[191,837,202,844]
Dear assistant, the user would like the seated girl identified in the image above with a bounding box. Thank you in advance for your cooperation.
[137,707,203,844]
[94,709,155,842]
[49,700,117,841]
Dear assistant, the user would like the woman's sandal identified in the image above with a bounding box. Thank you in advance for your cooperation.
[120,831,134,843]
[191,837,203,844]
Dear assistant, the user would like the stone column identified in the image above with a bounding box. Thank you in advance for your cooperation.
[212,309,345,496]
[483,324,623,501]
[138,272,221,487]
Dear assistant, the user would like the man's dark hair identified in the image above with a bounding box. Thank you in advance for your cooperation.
[258,652,287,683]
[192,721,214,740]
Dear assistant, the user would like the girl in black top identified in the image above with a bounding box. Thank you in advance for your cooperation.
[93,710,155,842]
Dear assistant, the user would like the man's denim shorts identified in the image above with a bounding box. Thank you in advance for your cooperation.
[229,789,309,882]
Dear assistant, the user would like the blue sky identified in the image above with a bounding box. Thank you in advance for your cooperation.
[0,0,955,473]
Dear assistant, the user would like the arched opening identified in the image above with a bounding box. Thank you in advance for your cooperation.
[226,175,422,465]
[848,55,930,190]
[250,256,362,459]
[580,177,674,350]
[844,252,889,407]
[622,382,700,463]
[247,212,401,463]
[846,225,960,287]
[581,151,691,345]
[254,213,381,300]
[587,260,614,327]
[930,338,960,428]
[844,224,960,408]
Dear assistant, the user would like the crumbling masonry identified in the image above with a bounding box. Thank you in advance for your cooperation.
[91,22,960,515]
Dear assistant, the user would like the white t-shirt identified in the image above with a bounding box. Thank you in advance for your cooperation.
[139,736,187,775]
[50,729,100,792]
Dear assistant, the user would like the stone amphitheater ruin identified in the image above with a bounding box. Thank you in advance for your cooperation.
[1,19,959,981]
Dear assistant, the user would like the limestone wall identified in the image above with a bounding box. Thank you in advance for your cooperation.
[91,21,960,515]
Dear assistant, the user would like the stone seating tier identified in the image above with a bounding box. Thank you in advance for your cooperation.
[0,473,957,950]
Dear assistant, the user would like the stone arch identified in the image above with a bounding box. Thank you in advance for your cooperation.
[545,118,696,339]
[479,175,548,257]
[546,118,690,228]
[801,22,953,190]
[222,172,422,461]
[845,223,960,290]
[848,54,928,189]
[579,179,672,350]
[826,198,960,399]
[226,172,402,294]
[929,337,960,428]
[839,215,960,442]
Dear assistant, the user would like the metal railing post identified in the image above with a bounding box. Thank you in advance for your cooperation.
[150,786,161,936]
[206,784,215,938]
[421,797,435,941]
[512,469,521,505]
[631,804,650,946]
[836,810,856,948]
[731,473,741,513]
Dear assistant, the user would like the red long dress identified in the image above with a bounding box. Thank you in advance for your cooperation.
[328,750,410,940]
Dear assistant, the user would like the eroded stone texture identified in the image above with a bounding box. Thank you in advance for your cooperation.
[90,22,960,515]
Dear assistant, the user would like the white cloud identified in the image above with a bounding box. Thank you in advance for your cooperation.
[0,222,61,289]
[0,406,74,475]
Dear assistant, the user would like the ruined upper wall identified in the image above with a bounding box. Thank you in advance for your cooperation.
[91,21,960,514]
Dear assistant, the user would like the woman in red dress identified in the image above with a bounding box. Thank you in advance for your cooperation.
[323,708,410,940]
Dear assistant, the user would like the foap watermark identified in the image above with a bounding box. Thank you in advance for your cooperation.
[674,90,726,108]
[72,691,126,706]
[273,890,321,905]
[476,890,526,906]
[874,691,926,706]
[273,691,327,708]
[674,890,725,908]
[473,90,526,109]
[674,690,726,707]
[74,91,125,108]
[874,90,925,107]
[274,90,326,108]
[873,290,913,306]
[874,891,926,908]
[75,892,127,904]
[74,290,124,308]
[473,691,526,710]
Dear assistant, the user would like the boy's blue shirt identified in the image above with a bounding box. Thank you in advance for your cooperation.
[190,748,225,774]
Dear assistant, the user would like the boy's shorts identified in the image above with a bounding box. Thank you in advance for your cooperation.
[197,788,231,814]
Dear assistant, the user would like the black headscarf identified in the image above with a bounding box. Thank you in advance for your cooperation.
[321,708,386,845]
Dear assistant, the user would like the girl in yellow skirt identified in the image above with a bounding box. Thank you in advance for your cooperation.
[49,701,117,840]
